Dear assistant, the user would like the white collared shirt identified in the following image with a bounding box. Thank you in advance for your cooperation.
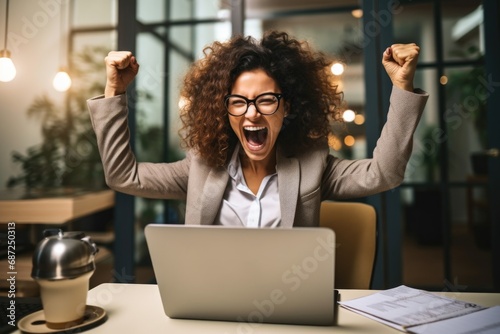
[215,145,281,228]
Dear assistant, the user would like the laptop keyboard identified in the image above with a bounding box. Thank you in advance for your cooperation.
[0,296,42,334]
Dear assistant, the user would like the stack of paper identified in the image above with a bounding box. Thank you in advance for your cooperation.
[339,285,500,334]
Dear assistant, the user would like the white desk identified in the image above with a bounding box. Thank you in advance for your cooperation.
[17,283,499,334]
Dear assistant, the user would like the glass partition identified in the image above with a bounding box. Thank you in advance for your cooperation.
[395,0,491,291]
[73,0,495,290]
[255,9,366,160]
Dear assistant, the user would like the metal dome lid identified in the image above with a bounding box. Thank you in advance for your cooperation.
[31,229,98,280]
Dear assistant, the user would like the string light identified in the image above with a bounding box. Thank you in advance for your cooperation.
[354,114,365,125]
[351,9,363,19]
[328,133,342,151]
[342,109,356,122]
[344,135,355,147]
[331,62,345,76]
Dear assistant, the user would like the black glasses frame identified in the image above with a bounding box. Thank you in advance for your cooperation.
[224,92,283,116]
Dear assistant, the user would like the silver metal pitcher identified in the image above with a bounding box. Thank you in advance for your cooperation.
[31,229,98,280]
[31,229,99,328]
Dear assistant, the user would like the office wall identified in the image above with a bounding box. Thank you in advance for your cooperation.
[0,0,62,189]
[0,0,115,190]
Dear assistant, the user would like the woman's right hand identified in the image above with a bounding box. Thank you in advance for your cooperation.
[104,51,140,97]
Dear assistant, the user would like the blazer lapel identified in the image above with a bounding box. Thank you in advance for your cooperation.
[188,146,299,227]
[276,147,299,228]
[198,168,229,225]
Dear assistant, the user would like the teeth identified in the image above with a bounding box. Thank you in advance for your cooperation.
[244,126,265,131]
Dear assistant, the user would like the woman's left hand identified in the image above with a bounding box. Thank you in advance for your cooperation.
[382,43,420,92]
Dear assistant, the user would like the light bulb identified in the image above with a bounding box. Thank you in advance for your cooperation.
[354,114,365,125]
[0,52,17,82]
[331,62,345,76]
[342,109,356,122]
[53,70,72,92]
[344,135,355,147]
[351,9,363,19]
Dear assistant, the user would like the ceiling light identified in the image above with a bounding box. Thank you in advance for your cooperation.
[53,0,71,91]
[53,68,72,92]
[0,0,16,82]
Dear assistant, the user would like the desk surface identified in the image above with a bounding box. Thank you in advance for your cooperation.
[18,283,498,334]
[0,188,114,224]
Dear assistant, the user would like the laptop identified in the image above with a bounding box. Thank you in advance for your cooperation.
[144,224,336,326]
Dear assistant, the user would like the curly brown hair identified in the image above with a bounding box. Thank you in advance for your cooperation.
[179,30,342,168]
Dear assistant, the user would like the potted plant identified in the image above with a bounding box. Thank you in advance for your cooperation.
[7,46,109,191]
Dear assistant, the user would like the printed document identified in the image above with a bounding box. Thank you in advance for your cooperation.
[409,306,500,334]
[339,285,487,332]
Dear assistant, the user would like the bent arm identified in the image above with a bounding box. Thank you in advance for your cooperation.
[87,94,189,199]
[322,86,429,199]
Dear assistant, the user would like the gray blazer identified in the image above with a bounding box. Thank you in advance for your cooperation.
[87,86,428,228]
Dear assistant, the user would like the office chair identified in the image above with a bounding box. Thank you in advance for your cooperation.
[319,201,377,289]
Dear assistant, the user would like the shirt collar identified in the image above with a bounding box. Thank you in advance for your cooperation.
[227,144,241,180]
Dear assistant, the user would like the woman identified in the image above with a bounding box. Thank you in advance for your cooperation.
[87,30,428,228]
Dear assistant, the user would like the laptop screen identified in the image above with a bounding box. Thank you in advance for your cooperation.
[145,224,335,326]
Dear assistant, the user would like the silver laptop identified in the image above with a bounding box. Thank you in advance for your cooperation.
[144,224,336,326]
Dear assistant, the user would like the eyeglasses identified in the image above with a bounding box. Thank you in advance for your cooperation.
[224,92,283,116]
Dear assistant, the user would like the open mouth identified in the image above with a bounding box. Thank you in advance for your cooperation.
[244,126,268,148]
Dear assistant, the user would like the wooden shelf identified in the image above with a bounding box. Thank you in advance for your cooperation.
[0,189,115,224]
[0,188,116,296]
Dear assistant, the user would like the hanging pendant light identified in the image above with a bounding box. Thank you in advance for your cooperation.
[53,68,72,91]
[0,0,16,82]
[53,0,71,92]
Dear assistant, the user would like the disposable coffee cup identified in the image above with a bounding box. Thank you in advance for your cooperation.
[36,271,93,328]
[31,229,98,329]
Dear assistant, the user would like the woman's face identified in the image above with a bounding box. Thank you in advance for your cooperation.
[228,69,286,164]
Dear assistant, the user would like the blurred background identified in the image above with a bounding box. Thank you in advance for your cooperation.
[0,0,499,293]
